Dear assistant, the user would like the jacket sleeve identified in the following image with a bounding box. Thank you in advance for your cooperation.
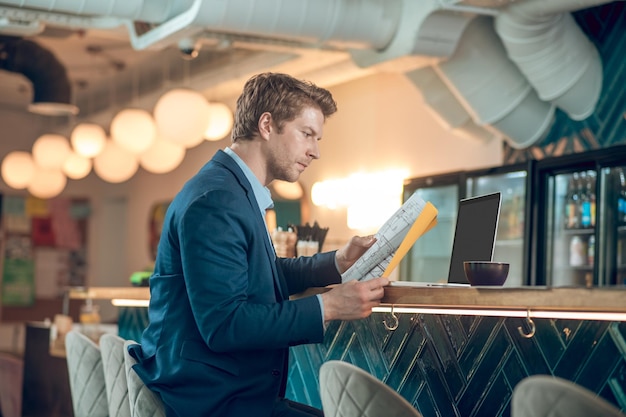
[277,252,341,295]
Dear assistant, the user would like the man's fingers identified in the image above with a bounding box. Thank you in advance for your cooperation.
[363,277,389,289]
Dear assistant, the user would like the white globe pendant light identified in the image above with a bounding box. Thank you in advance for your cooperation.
[63,152,92,180]
[27,167,67,199]
[1,151,35,189]
[32,133,72,170]
[139,136,186,174]
[154,88,210,148]
[204,102,234,141]
[93,140,139,183]
[71,123,106,158]
[111,108,157,154]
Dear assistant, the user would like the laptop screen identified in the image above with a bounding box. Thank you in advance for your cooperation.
[447,192,501,284]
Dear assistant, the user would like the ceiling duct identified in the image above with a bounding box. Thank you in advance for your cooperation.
[406,66,497,145]
[433,15,555,149]
[494,0,607,121]
[0,35,78,116]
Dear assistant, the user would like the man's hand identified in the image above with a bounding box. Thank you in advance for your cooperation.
[321,277,389,322]
[335,235,376,274]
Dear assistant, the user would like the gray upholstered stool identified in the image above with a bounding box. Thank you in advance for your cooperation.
[319,360,422,417]
[65,330,109,417]
[512,375,625,417]
[123,340,166,417]
[100,333,131,417]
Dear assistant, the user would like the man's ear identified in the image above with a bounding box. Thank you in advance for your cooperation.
[258,112,272,140]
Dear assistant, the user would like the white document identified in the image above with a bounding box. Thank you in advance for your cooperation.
[341,193,437,282]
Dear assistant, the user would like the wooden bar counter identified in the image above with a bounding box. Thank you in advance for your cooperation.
[69,284,626,314]
[381,285,626,314]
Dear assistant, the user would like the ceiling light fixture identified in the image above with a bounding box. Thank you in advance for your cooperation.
[204,102,234,141]
[1,151,36,189]
[139,136,186,174]
[32,133,72,170]
[70,123,106,158]
[93,140,139,183]
[111,108,157,154]
[62,152,92,180]
[27,167,67,199]
[154,88,210,148]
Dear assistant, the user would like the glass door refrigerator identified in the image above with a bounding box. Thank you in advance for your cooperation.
[400,171,464,283]
[464,161,534,287]
[531,145,626,287]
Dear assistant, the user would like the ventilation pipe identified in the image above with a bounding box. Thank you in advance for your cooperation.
[0,0,182,23]
[405,66,496,145]
[494,0,610,121]
[433,16,555,149]
[0,35,78,115]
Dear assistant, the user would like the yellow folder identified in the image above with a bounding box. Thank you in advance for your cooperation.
[382,202,438,278]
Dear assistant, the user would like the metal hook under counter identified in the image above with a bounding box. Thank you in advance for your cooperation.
[383,305,399,331]
[517,309,536,338]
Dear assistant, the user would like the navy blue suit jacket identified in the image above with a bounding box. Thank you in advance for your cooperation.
[129,150,341,417]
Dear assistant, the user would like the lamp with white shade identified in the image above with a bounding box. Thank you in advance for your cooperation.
[204,102,234,141]
[93,140,139,183]
[63,152,92,180]
[1,151,36,189]
[154,88,210,148]
[139,135,186,174]
[111,108,157,154]
[32,133,72,170]
[70,123,106,158]
[27,167,67,199]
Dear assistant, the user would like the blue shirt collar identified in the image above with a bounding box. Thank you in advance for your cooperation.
[223,147,274,214]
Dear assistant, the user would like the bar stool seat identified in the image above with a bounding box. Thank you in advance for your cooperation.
[512,375,625,417]
[100,333,131,417]
[65,330,109,417]
[319,360,422,417]
[123,340,166,417]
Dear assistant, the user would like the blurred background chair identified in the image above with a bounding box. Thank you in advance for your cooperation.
[123,340,166,417]
[100,333,131,417]
[512,375,625,417]
[65,330,108,417]
[319,360,422,417]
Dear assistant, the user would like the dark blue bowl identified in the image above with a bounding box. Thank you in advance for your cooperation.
[463,261,510,286]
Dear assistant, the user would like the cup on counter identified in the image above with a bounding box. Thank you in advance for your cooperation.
[79,300,101,342]
[297,240,319,257]
[51,314,73,350]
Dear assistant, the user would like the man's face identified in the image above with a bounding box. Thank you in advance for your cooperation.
[266,106,323,183]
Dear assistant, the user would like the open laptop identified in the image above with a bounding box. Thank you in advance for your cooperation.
[391,192,501,287]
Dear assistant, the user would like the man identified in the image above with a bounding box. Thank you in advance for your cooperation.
[129,72,389,417]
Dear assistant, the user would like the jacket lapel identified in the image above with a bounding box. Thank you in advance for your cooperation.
[212,151,289,300]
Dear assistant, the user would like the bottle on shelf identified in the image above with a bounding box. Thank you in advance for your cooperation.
[588,171,596,228]
[618,168,626,226]
[566,172,580,229]
[569,235,586,267]
[564,176,574,229]
[580,171,592,228]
